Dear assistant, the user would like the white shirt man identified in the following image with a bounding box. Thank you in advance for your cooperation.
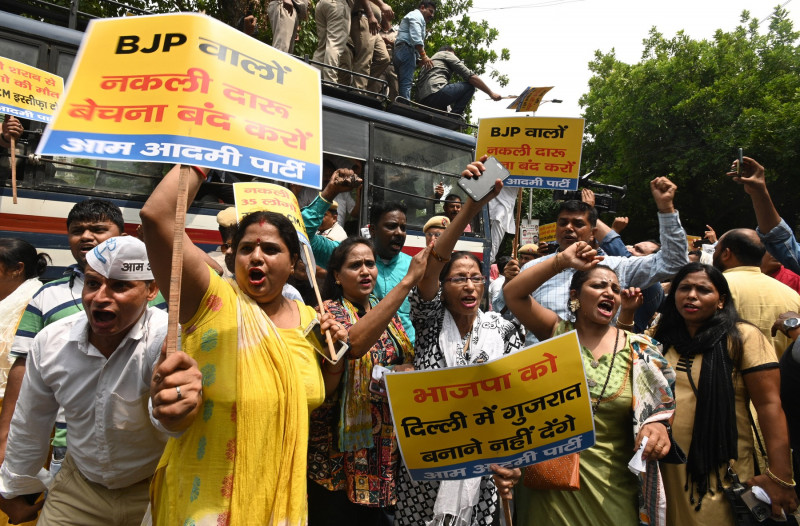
[0,237,200,526]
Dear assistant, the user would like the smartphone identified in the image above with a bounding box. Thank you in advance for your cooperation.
[457,156,511,202]
[304,317,349,364]
[740,487,770,522]
[369,365,391,396]
[737,147,744,176]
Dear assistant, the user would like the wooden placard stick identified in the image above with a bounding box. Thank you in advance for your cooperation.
[503,499,513,526]
[512,188,523,259]
[303,243,337,361]
[165,165,191,357]
[10,136,16,204]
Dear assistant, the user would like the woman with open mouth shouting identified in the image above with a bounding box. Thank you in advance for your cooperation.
[652,263,798,525]
[504,241,678,526]
[394,157,523,526]
[140,165,348,526]
[307,236,432,525]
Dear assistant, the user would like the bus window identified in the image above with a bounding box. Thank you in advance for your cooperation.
[0,37,41,69]
[370,127,480,234]
[44,158,163,199]
[53,48,76,79]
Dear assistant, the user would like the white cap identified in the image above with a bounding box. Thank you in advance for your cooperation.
[86,237,154,281]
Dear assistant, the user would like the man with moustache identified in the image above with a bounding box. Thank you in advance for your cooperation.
[511,177,688,344]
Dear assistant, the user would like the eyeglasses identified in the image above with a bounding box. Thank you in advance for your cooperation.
[425,231,443,238]
[444,275,484,285]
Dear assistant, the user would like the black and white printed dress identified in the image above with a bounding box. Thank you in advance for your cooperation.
[394,287,523,526]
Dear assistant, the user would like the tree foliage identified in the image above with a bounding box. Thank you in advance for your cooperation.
[579,7,800,241]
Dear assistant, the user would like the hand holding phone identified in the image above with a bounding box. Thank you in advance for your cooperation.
[737,148,744,176]
[458,156,511,202]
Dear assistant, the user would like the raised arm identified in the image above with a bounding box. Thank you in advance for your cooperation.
[347,243,431,358]
[418,156,502,300]
[140,165,212,323]
[614,176,688,288]
[504,242,601,340]
[728,157,781,234]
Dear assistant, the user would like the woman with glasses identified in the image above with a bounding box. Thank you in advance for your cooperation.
[395,158,521,526]
[307,237,430,525]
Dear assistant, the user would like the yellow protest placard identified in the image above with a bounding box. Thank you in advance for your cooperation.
[538,222,556,243]
[506,86,553,113]
[37,13,322,188]
[0,56,63,123]
[233,182,308,244]
[385,332,594,481]
[476,116,584,191]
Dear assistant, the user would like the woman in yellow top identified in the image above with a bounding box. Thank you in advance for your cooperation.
[141,164,347,526]
[652,263,798,524]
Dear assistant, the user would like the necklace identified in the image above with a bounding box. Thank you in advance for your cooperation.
[590,327,620,415]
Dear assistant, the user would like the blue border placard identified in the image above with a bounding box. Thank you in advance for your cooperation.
[407,430,595,481]
[38,130,322,189]
[0,103,53,123]
[505,176,578,191]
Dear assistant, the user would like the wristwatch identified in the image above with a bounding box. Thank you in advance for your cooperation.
[783,317,800,331]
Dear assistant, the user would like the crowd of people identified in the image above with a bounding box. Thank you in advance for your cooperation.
[1,99,800,525]
[252,0,503,115]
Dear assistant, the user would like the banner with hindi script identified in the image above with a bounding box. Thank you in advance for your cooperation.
[0,57,63,123]
[233,181,308,244]
[385,331,595,481]
[36,13,322,189]
[506,86,553,113]
[476,116,584,191]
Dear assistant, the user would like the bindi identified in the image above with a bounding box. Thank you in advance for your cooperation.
[255,238,262,245]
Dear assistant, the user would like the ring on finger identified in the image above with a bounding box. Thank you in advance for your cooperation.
[176,385,182,401]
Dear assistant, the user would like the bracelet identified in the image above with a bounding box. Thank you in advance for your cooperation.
[616,321,635,331]
[765,466,796,488]
[185,164,208,180]
[430,245,451,263]
[551,253,563,273]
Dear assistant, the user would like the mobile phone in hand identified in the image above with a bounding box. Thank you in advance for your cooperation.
[737,148,744,176]
[304,318,349,364]
[457,156,511,202]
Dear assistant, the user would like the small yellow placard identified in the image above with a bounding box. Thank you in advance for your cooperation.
[0,56,64,123]
[385,332,594,481]
[476,116,584,190]
[538,222,557,243]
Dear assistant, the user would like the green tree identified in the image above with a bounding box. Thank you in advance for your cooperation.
[579,7,800,242]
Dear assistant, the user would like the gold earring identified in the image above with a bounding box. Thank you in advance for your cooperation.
[568,299,581,313]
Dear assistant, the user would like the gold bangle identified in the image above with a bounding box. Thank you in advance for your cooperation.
[431,245,451,263]
[765,467,797,488]
[551,253,563,273]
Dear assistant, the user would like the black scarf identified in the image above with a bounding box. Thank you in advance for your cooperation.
[664,317,738,509]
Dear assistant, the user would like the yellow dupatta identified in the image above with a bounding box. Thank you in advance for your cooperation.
[151,272,308,526]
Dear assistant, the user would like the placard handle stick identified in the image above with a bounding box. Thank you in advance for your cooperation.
[503,500,513,526]
[165,165,190,357]
[10,137,16,204]
[303,243,337,361]
[512,188,523,259]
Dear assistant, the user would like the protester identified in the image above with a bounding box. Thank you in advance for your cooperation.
[0,237,199,526]
[307,237,430,524]
[394,157,521,526]
[510,177,687,345]
[582,189,665,333]
[303,174,417,344]
[437,193,472,233]
[505,243,677,525]
[772,311,800,501]
[416,45,502,115]
[712,228,800,357]
[762,251,800,294]
[653,263,798,524]
[141,164,348,525]
[393,1,436,100]
[0,240,49,408]
[728,156,800,274]
[0,200,166,478]
[319,201,348,242]
[0,117,22,150]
